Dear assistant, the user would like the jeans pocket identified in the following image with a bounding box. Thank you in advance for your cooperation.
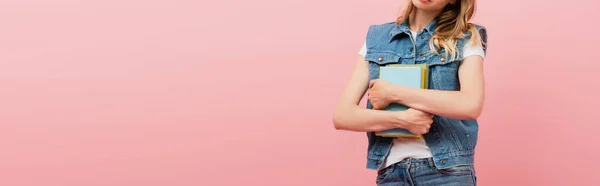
[376,166,395,184]
[435,165,474,176]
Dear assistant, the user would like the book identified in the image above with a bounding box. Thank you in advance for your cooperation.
[375,64,429,138]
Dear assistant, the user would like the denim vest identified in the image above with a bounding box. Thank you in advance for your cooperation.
[364,19,487,170]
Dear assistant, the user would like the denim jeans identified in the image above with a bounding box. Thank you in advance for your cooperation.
[376,158,477,186]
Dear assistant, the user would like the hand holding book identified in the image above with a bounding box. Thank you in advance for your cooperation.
[367,79,396,110]
[369,64,432,138]
[369,79,434,135]
[394,107,434,135]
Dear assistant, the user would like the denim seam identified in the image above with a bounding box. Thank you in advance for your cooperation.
[434,150,475,159]
[442,117,464,151]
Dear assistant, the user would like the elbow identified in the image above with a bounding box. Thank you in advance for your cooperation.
[332,110,350,130]
[463,111,480,120]
[332,113,345,130]
[463,103,483,120]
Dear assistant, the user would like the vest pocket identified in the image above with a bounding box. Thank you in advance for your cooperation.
[426,52,461,91]
[425,49,461,66]
[431,68,459,91]
[365,52,401,65]
[365,52,402,80]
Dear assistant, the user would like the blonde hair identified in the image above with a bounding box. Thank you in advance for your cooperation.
[397,0,483,61]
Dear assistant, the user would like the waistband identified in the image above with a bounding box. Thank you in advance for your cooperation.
[367,150,475,170]
[384,157,436,170]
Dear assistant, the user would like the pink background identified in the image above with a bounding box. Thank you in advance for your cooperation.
[0,0,598,185]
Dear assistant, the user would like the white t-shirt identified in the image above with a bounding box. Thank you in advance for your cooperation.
[359,31,485,169]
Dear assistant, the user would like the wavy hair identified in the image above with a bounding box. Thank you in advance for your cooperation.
[397,0,483,61]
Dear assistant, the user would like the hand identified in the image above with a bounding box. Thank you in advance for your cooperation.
[368,79,394,110]
[398,108,434,135]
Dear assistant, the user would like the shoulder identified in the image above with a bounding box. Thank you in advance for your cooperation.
[473,24,488,43]
[473,24,488,53]
[464,24,488,43]
[367,21,397,30]
[364,21,397,45]
[366,21,397,36]
[362,21,397,52]
[472,24,487,31]
[461,23,488,53]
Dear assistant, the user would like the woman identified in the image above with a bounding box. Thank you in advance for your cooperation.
[333,0,487,185]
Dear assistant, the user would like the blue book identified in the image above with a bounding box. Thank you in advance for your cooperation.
[375,64,429,138]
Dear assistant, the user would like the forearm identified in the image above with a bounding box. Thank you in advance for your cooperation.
[333,105,403,132]
[389,86,483,120]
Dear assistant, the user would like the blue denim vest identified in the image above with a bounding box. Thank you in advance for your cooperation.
[364,19,487,170]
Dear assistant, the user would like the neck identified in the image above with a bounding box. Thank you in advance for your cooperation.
[408,8,441,32]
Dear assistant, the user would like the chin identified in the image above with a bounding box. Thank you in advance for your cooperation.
[412,0,447,11]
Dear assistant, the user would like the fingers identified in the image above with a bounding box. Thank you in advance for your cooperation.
[409,119,433,135]
[410,127,429,135]
[371,101,382,110]
[369,79,376,88]
[416,126,431,135]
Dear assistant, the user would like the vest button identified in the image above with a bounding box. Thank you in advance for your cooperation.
[378,57,383,62]
[419,52,423,56]
[440,160,446,165]
[441,57,446,62]
[420,35,424,39]
[410,48,414,52]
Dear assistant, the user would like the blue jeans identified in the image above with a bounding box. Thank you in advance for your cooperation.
[376,158,477,186]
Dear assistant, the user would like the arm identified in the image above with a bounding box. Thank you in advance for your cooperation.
[333,55,399,132]
[383,56,485,120]
[333,56,433,134]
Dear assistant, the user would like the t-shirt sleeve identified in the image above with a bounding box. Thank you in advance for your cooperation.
[462,37,485,59]
[358,41,367,57]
